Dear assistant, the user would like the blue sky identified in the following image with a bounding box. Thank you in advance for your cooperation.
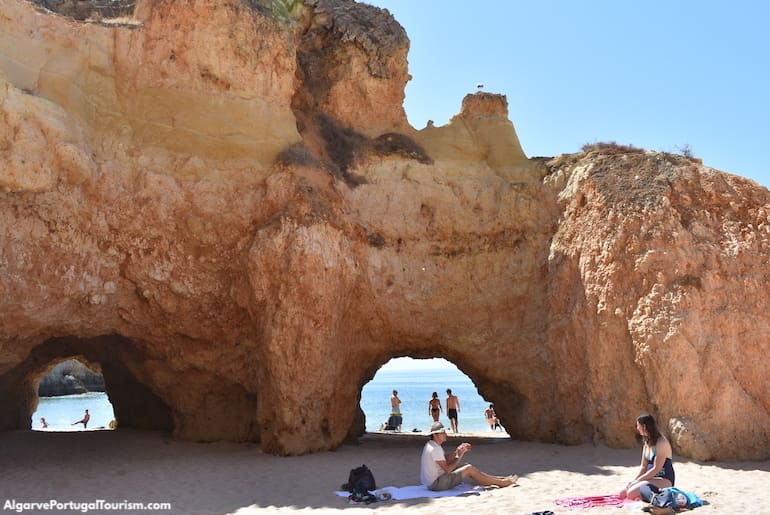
[365,1,770,188]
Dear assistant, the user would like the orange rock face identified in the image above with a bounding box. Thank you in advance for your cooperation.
[0,0,768,459]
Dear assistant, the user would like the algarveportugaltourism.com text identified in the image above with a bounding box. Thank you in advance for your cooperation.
[3,499,172,513]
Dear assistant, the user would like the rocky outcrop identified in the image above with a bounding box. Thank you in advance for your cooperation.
[38,358,105,396]
[0,0,768,459]
[30,0,136,21]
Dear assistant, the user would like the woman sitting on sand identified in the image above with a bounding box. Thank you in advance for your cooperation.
[619,413,675,501]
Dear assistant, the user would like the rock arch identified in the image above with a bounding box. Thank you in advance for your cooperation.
[0,335,172,433]
[352,351,545,443]
[0,0,767,461]
[359,355,521,435]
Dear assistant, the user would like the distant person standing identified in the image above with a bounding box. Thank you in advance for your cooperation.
[72,409,90,428]
[485,404,502,431]
[391,390,402,414]
[446,389,460,433]
[428,392,442,422]
[388,390,403,431]
[40,417,48,429]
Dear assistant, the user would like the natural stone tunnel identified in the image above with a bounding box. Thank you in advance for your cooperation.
[0,335,173,433]
[356,354,533,439]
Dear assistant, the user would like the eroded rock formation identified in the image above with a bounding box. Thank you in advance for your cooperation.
[0,0,768,459]
[38,358,105,396]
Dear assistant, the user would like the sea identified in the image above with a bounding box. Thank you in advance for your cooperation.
[30,358,501,434]
[31,391,115,431]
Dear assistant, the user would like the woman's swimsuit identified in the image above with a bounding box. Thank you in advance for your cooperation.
[645,445,675,485]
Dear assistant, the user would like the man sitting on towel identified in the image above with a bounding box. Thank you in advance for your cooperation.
[420,422,517,491]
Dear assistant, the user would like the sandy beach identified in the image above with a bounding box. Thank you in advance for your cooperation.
[1,429,767,514]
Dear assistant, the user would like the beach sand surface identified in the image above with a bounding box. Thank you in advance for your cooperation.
[0,430,767,514]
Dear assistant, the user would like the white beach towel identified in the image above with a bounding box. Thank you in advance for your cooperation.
[336,483,482,501]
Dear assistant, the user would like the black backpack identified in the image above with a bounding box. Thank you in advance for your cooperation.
[342,464,376,494]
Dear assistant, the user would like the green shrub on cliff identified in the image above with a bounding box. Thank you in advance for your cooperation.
[272,0,303,22]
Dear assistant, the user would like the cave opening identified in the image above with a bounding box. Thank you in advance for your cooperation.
[359,357,509,436]
[32,357,116,431]
[0,334,173,434]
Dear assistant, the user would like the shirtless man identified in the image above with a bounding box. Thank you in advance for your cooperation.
[390,390,402,414]
[446,389,460,433]
[72,409,90,428]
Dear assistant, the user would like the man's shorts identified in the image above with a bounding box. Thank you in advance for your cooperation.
[429,470,464,491]
[447,408,458,420]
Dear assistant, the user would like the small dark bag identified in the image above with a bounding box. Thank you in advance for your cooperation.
[342,464,377,493]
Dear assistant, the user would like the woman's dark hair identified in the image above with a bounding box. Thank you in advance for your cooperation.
[432,392,438,398]
[637,413,662,446]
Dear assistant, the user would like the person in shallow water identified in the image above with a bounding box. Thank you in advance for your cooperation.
[391,390,402,414]
[72,409,90,428]
[484,404,502,431]
[446,388,460,433]
[428,392,442,422]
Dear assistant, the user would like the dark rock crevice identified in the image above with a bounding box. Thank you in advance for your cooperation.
[28,0,136,21]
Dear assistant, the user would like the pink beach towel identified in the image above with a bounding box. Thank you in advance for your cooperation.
[554,494,629,509]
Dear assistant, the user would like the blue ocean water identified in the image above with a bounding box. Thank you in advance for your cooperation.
[31,392,115,431]
[360,359,505,433]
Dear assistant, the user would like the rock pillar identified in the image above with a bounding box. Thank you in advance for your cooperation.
[249,218,362,455]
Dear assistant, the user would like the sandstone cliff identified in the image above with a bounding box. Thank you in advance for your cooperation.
[37,358,105,396]
[0,0,767,459]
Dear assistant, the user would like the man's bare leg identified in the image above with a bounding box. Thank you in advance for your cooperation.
[457,464,517,488]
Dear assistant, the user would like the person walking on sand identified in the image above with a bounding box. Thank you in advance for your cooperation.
[420,422,517,491]
[446,389,460,433]
[72,409,90,428]
[428,392,442,422]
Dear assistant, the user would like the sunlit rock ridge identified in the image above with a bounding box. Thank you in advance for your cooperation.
[0,0,767,459]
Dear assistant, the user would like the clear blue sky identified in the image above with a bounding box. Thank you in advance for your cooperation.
[365,1,770,189]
